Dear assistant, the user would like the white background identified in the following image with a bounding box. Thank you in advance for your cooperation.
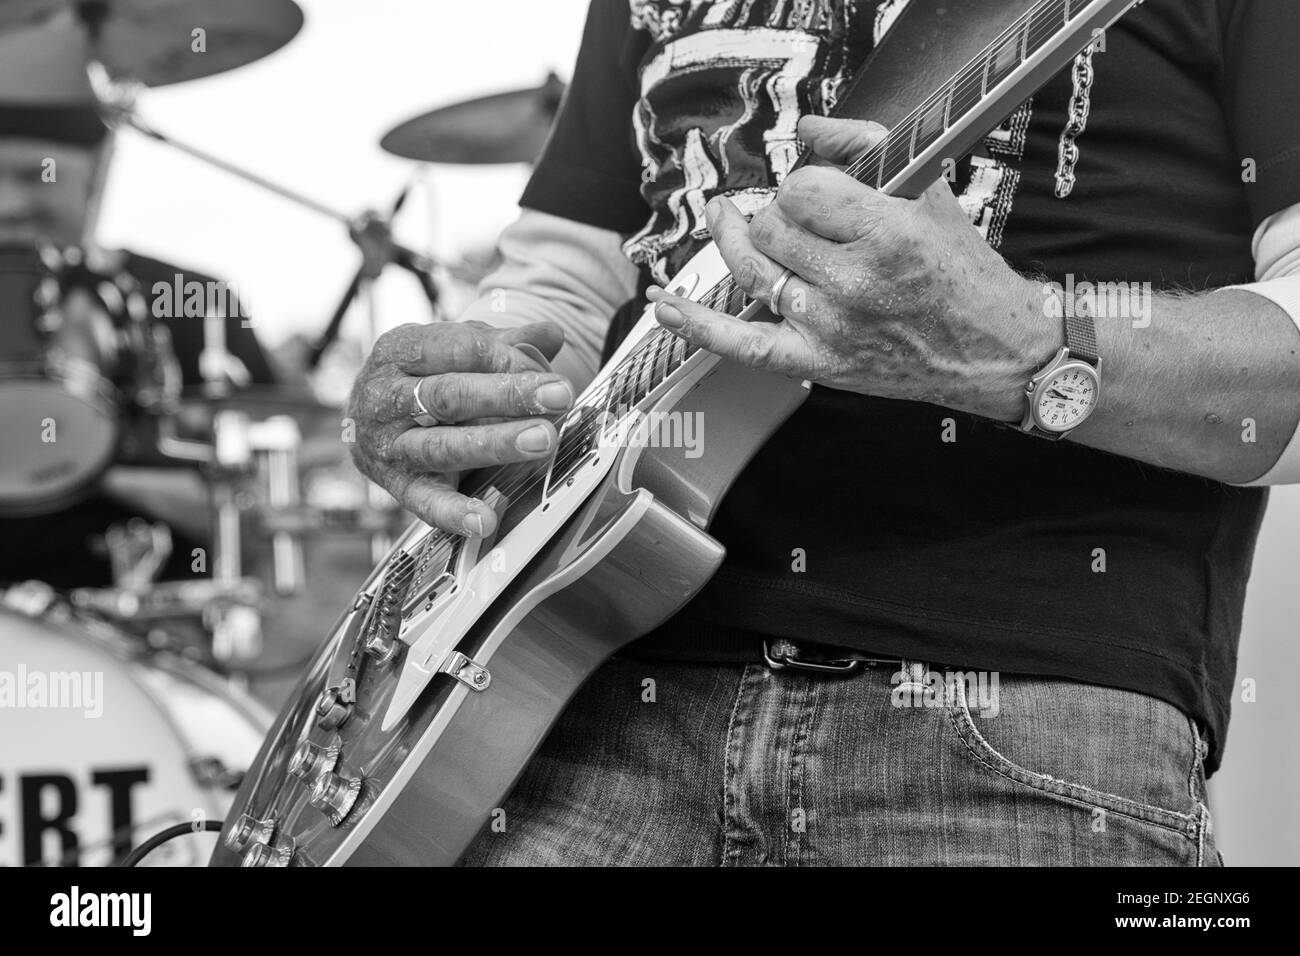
[99,0,592,348]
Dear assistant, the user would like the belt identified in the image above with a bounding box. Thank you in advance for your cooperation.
[621,623,906,676]
[761,636,902,675]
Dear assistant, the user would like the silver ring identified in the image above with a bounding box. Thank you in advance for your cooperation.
[768,267,796,319]
[411,379,440,427]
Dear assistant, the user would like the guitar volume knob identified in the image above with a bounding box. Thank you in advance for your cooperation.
[310,771,362,827]
[289,735,342,781]
[241,836,294,867]
[225,812,275,852]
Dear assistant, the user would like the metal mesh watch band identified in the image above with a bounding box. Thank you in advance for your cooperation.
[1065,293,1100,366]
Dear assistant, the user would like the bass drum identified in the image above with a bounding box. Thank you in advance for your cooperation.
[0,601,272,866]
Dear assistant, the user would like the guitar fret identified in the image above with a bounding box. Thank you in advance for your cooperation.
[633,338,654,400]
[653,330,671,387]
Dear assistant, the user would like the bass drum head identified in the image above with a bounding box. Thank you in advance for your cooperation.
[0,381,119,516]
[0,605,271,866]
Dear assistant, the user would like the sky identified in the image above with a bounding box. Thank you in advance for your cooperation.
[98,0,592,348]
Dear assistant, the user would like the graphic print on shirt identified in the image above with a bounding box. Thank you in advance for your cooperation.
[623,0,865,282]
[622,0,1041,283]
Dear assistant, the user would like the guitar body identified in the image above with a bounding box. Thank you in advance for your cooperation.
[341,361,808,866]
[211,0,1142,867]
[211,249,810,865]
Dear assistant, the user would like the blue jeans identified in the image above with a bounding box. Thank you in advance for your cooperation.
[458,651,1222,866]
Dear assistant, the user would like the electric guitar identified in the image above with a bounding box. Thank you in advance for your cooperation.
[212,0,1143,866]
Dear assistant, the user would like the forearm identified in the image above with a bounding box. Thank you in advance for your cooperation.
[1001,278,1300,484]
[456,209,638,392]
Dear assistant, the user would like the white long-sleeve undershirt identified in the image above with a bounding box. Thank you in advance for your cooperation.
[455,203,1300,485]
[456,209,638,392]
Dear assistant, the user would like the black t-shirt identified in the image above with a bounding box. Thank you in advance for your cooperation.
[0,252,278,588]
[520,0,1300,773]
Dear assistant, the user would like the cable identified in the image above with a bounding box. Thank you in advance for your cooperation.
[114,820,224,867]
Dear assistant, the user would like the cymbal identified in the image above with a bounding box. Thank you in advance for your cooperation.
[0,0,304,88]
[380,74,566,165]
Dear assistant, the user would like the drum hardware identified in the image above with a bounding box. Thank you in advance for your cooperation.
[0,242,183,516]
[95,93,442,289]
[95,516,173,590]
[379,73,567,166]
[0,0,305,90]
[0,595,272,866]
[306,182,443,372]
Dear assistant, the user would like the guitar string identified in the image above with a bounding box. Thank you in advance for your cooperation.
[380,0,1092,592]
[376,0,1095,592]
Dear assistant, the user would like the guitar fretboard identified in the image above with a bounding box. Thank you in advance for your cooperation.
[547,0,1133,482]
[851,0,1093,191]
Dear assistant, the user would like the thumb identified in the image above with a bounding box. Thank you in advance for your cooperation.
[798,116,889,167]
[497,321,565,368]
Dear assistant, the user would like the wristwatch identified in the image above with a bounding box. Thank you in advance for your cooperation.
[1019,291,1101,440]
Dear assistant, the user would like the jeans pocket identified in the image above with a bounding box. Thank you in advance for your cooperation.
[944,672,1203,840]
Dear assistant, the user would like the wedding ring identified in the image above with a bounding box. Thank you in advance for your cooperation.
[411,379,440,427]
[769,267,796,319]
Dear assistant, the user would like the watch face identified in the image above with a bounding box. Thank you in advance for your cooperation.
[1033,364,1098,433]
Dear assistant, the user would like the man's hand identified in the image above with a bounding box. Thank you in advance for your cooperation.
[345,320,574,536]
[647,115,1053,422]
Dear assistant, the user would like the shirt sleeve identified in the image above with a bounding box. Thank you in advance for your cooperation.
[519,0,651,234]
[1252,202,1300,281]
[1221,0,1300,227]
[457,209,639,391]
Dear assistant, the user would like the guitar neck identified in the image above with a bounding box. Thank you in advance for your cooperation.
[858,0,1143,199]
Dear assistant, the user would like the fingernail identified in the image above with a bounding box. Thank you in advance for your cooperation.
[655,302,684,329]
[517,424,552,452]
[463,512,485,536]
[536,381,573,411]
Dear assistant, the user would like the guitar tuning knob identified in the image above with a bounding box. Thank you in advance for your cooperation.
[310,771,362,827]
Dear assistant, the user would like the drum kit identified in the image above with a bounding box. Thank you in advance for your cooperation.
[0,0,564,866]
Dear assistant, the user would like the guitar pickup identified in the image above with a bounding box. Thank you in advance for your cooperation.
[547,404,603,494]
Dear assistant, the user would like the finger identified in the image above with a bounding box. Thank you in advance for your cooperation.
[511,342,553,372]
[647,289,809,374]
[705,196,788,307]
[775,165,886,244]
[377,322,527,377]
[408,371,574,424]
[797,116,889,167]
[391,472,500,537]
[747,202,841,287]
[391,418,558,473]
[459,323,553,372]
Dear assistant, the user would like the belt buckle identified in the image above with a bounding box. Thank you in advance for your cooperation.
[762,639,865,675]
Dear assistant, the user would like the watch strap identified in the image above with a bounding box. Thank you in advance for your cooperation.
[1064,293,1100,366]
